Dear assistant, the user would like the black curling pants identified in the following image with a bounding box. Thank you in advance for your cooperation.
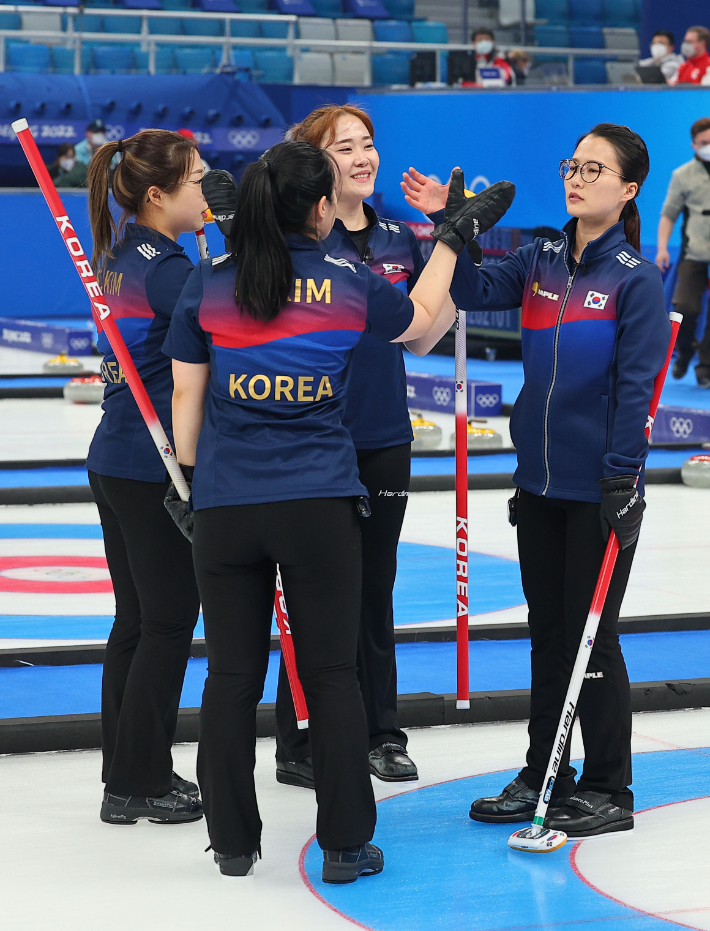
[89,472,200,798]
[672,259,710,377]
[516,489,636,810]
[275,443,411,762]
[192,498,376,855]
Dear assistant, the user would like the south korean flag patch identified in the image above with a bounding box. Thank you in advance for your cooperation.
[583,290,609,310]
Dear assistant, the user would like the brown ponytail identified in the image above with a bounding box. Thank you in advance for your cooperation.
[87,129,197,268]
[576,123,649,253]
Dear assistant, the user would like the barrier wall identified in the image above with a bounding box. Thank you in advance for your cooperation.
[351,87,710,250]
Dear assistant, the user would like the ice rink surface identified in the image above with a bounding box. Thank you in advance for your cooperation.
[1,711,709,931]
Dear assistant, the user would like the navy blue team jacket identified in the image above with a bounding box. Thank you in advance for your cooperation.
[448,218,671,503]
[86,224,194,482]
[325,205,425,449]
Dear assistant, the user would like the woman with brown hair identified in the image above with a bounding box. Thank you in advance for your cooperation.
[272,105,458,789]
[85,129,207,825]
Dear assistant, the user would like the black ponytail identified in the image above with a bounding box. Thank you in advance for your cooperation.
[576,123,649,252]
[232,140,337,322]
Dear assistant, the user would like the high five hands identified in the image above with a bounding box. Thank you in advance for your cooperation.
[401,166,450,215]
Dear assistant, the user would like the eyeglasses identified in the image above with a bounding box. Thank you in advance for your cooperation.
[179,176,205,187]
[559,159,626,183]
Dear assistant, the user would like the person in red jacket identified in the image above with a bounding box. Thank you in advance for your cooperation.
[672,25,710,85]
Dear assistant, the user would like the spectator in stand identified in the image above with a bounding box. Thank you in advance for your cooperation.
[671,26,710,86]
[656,116,710,387]
[471,28,515,85]
[638,30,683,83]
[47,142,88,189]
[507,49,531,85]
[75,119,109,166]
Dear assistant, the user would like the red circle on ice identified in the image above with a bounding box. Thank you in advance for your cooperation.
[0,557,112,593]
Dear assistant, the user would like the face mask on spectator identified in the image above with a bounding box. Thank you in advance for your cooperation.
[696,144,710,162]
[681,41,698,58]
[475,40,494,55]
[90,132,107,147]
[59,156,76,172]
[651,42,669,59]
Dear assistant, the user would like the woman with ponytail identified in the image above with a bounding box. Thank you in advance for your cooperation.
[86,129,207,826]
[163,139,511,881]
[405,123,670,838]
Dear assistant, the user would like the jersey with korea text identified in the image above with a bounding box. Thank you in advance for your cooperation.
[448,219,671,503]
[162,234,415,509]
[325,209,425,449]
[86,224,194,482]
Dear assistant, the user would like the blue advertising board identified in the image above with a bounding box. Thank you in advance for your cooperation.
[406,372,503,417]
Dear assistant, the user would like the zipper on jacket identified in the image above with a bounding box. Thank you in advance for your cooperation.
[541,240,584,495]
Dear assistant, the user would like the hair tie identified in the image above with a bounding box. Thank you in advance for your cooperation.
[260,155,275,178]
[116,139,123,154]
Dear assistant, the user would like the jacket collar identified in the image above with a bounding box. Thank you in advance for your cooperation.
[125,222,184,253]
[561,217,628,267]
[285,233,327,252]
[331,201,378,237]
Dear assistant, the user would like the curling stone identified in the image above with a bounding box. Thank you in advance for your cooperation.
[681,454,710,488]
[410,411,442,451]
[449,420,503,451]
[44,352,84,375]
[64,375,105,404]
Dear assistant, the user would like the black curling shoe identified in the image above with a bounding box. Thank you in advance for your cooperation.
[544,790,634,837]
[213,850,260,877]
[322,843,384,884]
[276,757,315,790]
[469,776,567,824]
[100,789,203,825]
[369,743,418,782]
[172,771,199,798]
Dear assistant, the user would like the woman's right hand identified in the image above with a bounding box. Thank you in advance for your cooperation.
[655,248,671,272]
[401,166,449,214]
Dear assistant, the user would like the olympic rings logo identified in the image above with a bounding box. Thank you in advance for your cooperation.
[105,124,125,142]
[228,129,260,149]
[476,393,500,408]
[432,386,452,405]
[670,416,694,439]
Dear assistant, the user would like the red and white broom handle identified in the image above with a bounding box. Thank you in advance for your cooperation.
[192,224,308,729]
[532,310,682,827]
[455,307,470,710]
[12,118,190,501]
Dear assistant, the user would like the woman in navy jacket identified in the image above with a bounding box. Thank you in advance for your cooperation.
[273,105,457,788]
[404,124,671,838]
[86,130,207,825]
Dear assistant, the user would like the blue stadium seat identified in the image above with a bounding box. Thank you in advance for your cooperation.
[569,0,602,24]
[270,0,314,13]
[371,50,409,83]
[570,26,604,48]
[83,0,114,7]
[199,0,237,11]
[174,45,215,71]
[230,47,254,70]
[134,46,175,71]
[253,48,293,81]
[120,0,161,8]
[160,0,192,8]
[383,0,414,20]
[0,11,21,27]
[148,15,182,33]
[102,14,141,32]
[373,19,411,43]
[91,44,134,71]
[182,16,224,36]
[602,0,638,26]
[237,0,268,10]
[411,21,447,44]
[229,20,259,37]
[261,20,290,39]
[534,0,568,25]
[535,24,569,47]
[345,0,388,17]
[51,45,78,71]
[43,0,80,6]
[8,42,51,71]
[573,56,607,83]
[62,12,103,30]
[310,0,342,14]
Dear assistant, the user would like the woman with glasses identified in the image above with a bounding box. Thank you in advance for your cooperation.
[86,130,207,825]
[403,123,671,838]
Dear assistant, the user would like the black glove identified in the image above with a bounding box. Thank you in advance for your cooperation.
[201,169,238,252]
[164,464,195,542]
[431,170,515,255]
[599,475,645,550]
